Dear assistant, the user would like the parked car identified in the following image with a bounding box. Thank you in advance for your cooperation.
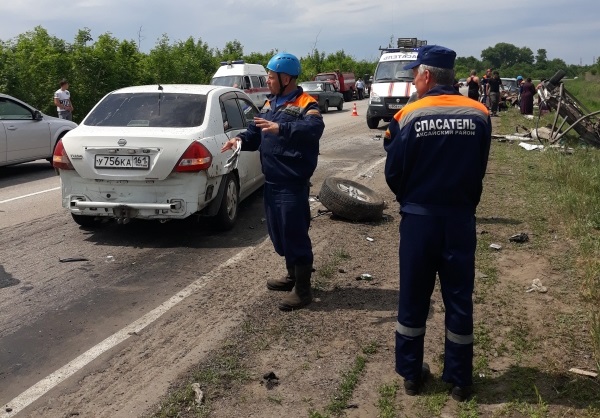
[299,81,344,113]
[53,85,264,229]
[0,93,77,167]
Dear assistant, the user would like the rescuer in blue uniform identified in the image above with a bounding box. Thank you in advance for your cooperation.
[383,45,491,401]
[221,52,324,311]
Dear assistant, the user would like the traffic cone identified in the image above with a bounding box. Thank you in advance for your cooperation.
[351,103,358,116]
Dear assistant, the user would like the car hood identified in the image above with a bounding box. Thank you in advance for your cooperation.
[61,126,214,181]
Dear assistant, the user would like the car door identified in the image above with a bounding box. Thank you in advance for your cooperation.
[235,96,262,186]
[220,95,253,189]
[0,122,6,165]
[0,97,50,163]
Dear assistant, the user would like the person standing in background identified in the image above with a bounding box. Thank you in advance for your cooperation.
[355,78,365,100]
[486,71,502,116]
[466,70,480,102]
[54,79,74,120]
[519,77,536,115]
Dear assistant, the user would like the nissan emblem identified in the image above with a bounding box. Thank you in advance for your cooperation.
[118,138,127,146]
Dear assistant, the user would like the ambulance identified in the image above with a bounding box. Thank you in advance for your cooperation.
[211,60,270,109]
[366,38,426,129]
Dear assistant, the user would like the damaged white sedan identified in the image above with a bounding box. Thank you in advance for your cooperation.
[53,85,264,229]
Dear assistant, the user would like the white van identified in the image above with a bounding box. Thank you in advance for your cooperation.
[366,38,425,129]
[211,61,270,109]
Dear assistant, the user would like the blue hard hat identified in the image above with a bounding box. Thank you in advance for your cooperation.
[517,75,523,80]
[266,53,301,77]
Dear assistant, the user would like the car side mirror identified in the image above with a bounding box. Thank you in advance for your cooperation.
[34,110,43,121]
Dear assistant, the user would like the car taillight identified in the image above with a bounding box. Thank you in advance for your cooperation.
[174,142,212,172]
[52,139,74,170]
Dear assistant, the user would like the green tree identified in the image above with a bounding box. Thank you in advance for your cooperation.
[481,42,534,69]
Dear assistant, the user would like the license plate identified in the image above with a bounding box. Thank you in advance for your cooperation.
[388,104,403,109]
[95,155,150,169]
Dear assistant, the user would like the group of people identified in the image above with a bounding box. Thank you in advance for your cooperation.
[463,69,542,116]
[464,68,503,116]
[221,46,490,404]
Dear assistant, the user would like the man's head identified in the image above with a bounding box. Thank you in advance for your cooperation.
[59,79,69,89]
[266,52,301,96]
[403,45,456,98]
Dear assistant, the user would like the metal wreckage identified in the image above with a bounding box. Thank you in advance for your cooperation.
[536,70,600,147]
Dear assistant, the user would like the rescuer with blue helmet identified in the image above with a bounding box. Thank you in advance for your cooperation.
[383,45,491,401]
[221,52,324,311]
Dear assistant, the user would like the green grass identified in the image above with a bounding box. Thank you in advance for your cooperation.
[376,380,401,418]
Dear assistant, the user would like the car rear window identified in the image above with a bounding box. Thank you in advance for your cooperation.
[83,93,207,127]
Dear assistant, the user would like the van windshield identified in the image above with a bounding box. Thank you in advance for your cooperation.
[374,61,414,82]
[211,76,244,89]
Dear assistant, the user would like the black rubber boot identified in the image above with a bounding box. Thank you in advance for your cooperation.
[403,363,431,396]
[266,265,295,291]
[278,265,313,311]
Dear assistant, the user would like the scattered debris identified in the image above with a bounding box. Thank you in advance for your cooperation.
[523,114,534,120]
[489,243,502,250]
[338,268,346,273]
[105,255,115,263]
[366,237,374,242]
[526,278,548,293]
[262,371,280,389]
[372,134,382,141]
[311,209,331,220]
[519,142,544,151]
[569,368,598,378]
[475,270,489,280]
[59,257,90,263]
[191,383,204,404]
[530,127,553,142]
[509,233,529,243]
[357,273,373,281]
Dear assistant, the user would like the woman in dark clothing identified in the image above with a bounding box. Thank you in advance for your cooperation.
[466,70,480,101]
[520,77,536,115]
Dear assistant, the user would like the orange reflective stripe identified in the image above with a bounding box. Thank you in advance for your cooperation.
[394,94,489,123]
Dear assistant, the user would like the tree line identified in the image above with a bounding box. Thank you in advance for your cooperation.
[0,27,594,122]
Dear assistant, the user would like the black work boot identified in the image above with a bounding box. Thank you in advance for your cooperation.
[278,265,313,311]
[266,265,295,291]
[403,363,430,396]
[451,385,472,402]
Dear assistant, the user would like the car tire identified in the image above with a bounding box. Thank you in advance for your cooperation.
[322,100,329,114]
[71,213,101,228]
[366,117,380,129]
[318,177,384,222]
[215,174,239,230]
[337,100,343,111]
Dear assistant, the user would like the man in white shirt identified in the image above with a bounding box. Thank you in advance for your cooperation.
[54,79,74,120]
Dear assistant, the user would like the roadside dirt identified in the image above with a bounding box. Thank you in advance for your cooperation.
[18,113,599,418]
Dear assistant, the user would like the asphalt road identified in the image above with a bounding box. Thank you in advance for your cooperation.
[0,99,385,417]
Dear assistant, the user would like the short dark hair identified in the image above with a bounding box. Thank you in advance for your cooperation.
[59,79,69,86]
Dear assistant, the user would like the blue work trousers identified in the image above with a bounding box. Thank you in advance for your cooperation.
[263,182,313,266]
[395,212,475,387]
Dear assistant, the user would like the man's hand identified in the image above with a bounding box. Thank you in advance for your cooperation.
[254,117,279,134]
[221,137,240,153]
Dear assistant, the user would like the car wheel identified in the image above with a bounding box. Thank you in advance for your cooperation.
[322,100,329,114]
[215,173,239,230]
[318,177,384,222]
[337,100,343,111]
[366,117,380,129]
[71,213,102,228]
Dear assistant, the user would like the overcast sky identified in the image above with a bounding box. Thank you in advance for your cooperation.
[1,0,598,66]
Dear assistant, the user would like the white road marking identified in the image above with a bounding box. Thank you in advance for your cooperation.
[0,187,61,205]
[1,246,257,418]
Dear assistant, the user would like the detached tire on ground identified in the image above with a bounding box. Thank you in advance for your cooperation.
[319,177,384,222]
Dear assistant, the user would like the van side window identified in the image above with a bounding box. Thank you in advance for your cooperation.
[259,76,267,87]
[243,76,251,90]
[221,99,244,131]
[250,76,260,90]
